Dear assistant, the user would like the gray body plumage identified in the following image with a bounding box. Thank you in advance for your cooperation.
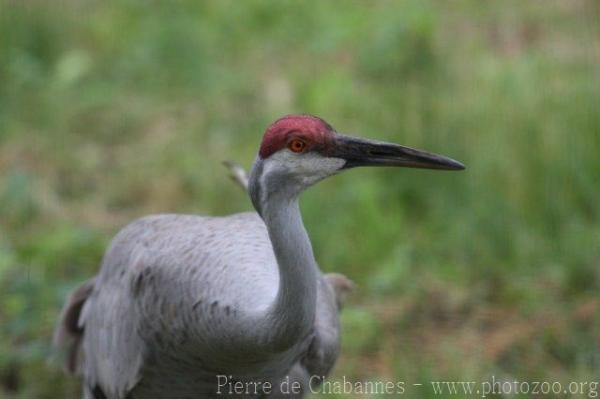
[57,210,347,399]
[55,114,462,399]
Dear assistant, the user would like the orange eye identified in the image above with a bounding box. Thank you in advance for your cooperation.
[288,139,307,153]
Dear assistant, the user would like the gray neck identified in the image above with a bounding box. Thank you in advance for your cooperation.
[258,196,318,350]
[248,164,318,350]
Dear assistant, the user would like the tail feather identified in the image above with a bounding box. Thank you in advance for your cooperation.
[222,160,249,191]
[53,278,95,375]
[324,273,355,309]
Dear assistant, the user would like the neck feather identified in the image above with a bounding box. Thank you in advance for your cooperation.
[256,194,318,350]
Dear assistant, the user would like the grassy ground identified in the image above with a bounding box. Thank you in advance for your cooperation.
[1,1,599,398]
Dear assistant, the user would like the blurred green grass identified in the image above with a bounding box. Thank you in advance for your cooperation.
[1,0,599,398]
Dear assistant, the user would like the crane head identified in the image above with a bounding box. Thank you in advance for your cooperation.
[249,114,464,213]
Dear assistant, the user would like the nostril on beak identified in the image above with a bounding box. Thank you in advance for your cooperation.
[369,150,390,157]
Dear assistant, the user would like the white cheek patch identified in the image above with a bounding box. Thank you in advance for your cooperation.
[305,155,346,177]
[266,150,346,186]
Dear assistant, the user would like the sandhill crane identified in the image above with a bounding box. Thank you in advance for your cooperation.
[54,114,464,399]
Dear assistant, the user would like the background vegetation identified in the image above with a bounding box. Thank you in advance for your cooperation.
[1,0,599,397]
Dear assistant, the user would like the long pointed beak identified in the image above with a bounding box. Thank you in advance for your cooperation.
[331,134,465,171]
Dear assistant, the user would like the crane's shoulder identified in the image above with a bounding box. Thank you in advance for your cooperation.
[121,211,264,234]
[106,211,268,255]
[96,211,278,310]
